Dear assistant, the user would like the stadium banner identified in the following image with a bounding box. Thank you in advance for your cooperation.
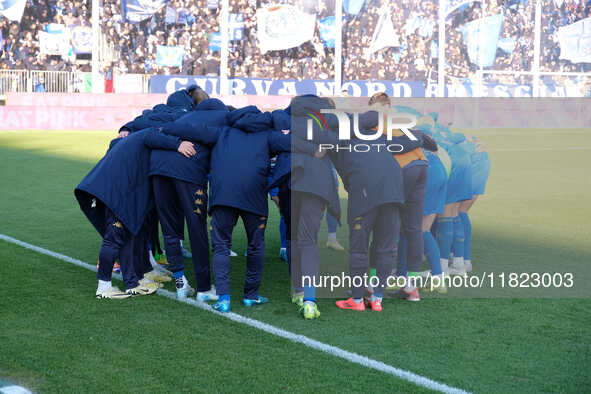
[115,74,145,93]
[70,24,92,54]
[39,30,71,56]
[0,0,26,22]
[458,13,504,68]
[156,45,184,67]
[121,0,167,23]
[557,17,591,63]
[256,5,316,53]
[150,75,586,97]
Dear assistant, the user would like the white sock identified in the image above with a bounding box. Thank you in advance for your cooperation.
[181,275,189,288]
[179,240,184,247]
[404,276,417,291]
[327,233,337,242]
[97,280,112,293]
[353,298,363,303]
[453,256,464,267]
[371,294,382,302]
[465,259,471,265]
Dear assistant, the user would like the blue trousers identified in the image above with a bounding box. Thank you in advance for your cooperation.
[97,208,139,290]
[210,206,267,299]
[152,175,211,292]
[399,164,428,273]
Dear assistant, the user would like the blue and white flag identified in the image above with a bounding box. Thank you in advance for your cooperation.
[497,37,516,54]
[557,17,591,63]
[458,13,503,67]
[443,0,477,17]
[343,0,365,15]
[228,13,244,41]
[70,24,92,54]
[367,5,400,56]
[209,32,221,52]
[318,16,343,48]
[122,0,167,23]
[0,0,26,22]
[156,45,184,67]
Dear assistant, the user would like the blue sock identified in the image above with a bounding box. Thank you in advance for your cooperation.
[303,285,316,303]
[219,294,230,302]
[173,270,184,279]
[452,216,465,259]
[423,231,442,275]
[436,217,454,260]
[279,217,287,249]
[396,235,408,277]
[459,212,471,261]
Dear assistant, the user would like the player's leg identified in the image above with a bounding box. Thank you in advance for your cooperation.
[152,175,191,298]
[369,203,400,309]
[459,197,476,272]
[175,180,217,302]
[400,165,428,301]
[325,167,344,251]
[96,209,132,299]
[279,216,288,261]
[240,210,268,306]
[210,206,239,312]
[336,210,375,311]
[294,193,325,319]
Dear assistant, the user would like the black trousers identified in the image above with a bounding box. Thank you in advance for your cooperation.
[349,204,400,298]
[210,206,267,299]
[97,209,140,290]
[152,175,211,292]
[290,191,325,293]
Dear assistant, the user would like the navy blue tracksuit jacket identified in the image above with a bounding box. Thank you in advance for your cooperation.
[160,106,317,218]
[74,128,181,236]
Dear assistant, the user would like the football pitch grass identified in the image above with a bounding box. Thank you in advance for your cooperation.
[1,129,590,393]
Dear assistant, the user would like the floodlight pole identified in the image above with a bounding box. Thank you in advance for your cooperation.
[437,0,445,97]
[533,0,542,98]
[335,0,343,96]
[91,0,101,93]
[220,0,230,95]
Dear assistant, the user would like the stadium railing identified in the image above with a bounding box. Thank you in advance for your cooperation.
[0,70,151,94]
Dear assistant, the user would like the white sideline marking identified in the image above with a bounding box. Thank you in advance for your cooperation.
[0,233,469,394]
[489,146,591,152]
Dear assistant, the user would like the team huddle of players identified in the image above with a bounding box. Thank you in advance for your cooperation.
[75,86,490,320]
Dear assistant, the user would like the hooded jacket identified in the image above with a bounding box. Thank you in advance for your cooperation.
[74,128,182,236]
[160,106,316,217]
[148,98,229,185]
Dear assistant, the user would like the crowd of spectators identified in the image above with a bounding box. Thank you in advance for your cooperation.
[0,0,589,87]
[0,0,92,72]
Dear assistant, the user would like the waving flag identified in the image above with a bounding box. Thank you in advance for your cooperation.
[557,17,591,64]
[318,16,344,48]
[70,24,92,54]
[0,0,26,22]
[122,0,167,23]
[228,13,244,41]
[343,0,365,15]
[256,5,316,53]
[367,5,400,56]
[156,45,184,67]
[443,0,477,17]
[458,13,504,68]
